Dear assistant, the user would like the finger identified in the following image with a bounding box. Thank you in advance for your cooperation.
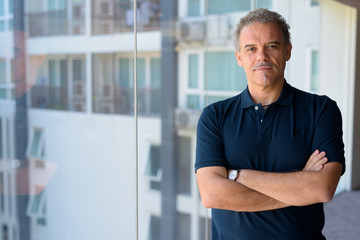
[311,157,328,171]
[308,151,326,166]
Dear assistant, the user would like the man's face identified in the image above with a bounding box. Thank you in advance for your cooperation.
[235,23,292,90]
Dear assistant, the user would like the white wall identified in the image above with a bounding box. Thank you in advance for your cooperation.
[28,109,161,240]
[319,0,357,191]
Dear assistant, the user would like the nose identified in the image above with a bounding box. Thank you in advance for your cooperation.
[257,48,269,62]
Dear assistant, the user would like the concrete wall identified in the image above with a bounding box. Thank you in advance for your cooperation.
[319,0,357,191]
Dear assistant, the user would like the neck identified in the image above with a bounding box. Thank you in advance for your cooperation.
[248,79,284,105]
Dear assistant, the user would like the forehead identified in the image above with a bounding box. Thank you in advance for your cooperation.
[239,23,283,45]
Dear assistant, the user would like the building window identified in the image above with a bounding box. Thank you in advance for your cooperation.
[31,55,86,111]
[27,128,47,225]
[207,0,251,14]
[144,144,161,191]
[0,0,4,16]
[188,0,200,16]
[29,128,45,159]
[177,137,191,195]
[27,189,47,226]
[256,0,272,9]
[206,51,246,91]
[92,54,161,116]
[148,215,161,240]
[185,51,247,109]
[0,59,6,99]
[307,48,319,92]
[310,0,320,7]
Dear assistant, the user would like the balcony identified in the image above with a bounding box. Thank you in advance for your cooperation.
[27,7,85,37]
[93,86,160,116]
[92,0,161,34]
[31,85,69,110]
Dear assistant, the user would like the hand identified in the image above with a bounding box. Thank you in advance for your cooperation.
[303,150,328,172]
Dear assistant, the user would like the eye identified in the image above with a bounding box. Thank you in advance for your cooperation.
[268,45,278,49]
[246,47,255,52]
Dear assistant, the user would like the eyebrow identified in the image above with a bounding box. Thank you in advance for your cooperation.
[243,41,281,49]
[267,41,280,45]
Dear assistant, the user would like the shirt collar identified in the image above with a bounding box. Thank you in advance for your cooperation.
[240,80,293,109]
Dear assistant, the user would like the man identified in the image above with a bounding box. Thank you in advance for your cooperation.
[195,8,345,239]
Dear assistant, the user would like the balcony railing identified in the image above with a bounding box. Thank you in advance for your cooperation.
[27,0,161,37]
[93,86,160,116]
[27,9,85,37]
[31,86,69,110]
[92,0,161,34]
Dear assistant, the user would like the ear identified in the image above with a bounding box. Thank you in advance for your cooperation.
[285,43,292,61]
[235,51,243,67]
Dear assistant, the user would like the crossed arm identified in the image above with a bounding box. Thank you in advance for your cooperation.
[196,150,343,212]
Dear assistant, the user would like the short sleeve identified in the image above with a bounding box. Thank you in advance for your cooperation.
[195,106,228,172]
[312,100,346,174]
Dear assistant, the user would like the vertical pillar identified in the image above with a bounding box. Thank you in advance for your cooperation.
[160,0,178,239]
[13,0,30,239]
[351,10,360,189]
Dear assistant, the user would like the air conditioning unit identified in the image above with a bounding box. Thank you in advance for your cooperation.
[102,82,114,100]
[207,15,231,41]
[72,101,86,111]
[176,20,206,42]
[100,20,114,34]
[72,5,84,19]
[101,102,115,114]
[97,0,114,17]
[72,23,85,35]
[175,108,202,130]
[73,82,86,99]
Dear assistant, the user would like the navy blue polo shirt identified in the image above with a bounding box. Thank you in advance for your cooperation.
[195,81,345,240]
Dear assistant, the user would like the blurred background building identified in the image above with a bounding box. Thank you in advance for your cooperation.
[0,0,359,239]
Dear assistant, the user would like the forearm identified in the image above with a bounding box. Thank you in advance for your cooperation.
[238,162,342,206]
[197,167,289,212]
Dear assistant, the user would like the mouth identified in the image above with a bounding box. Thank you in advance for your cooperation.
[253,63,273,72]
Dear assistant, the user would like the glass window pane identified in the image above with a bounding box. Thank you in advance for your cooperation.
[0,59,5,83]
[8,0,13,14]
[208,0,251,14]
[49,60,57,86]
[0,88,6,99]
[119,58,131,87]
[0,21,5,31]
[30,129,42,157]
[177,137,191,195]
[137,58,145,87]
[188,0,200,16]
[205,52,247,91]
[145,145,161,177]
[188,54,198,88]
[72,59,83,82]
[256,0,272,9]
[149,215,161,240]
[0,0,4,16]
[206,95,229,105]
[0,118,2,158]
[310,50,319,91]
[311,0,320,6]
[150,58,161,88]
[187,94,200,109]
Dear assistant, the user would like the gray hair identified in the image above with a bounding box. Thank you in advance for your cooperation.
[233,8,291,52]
